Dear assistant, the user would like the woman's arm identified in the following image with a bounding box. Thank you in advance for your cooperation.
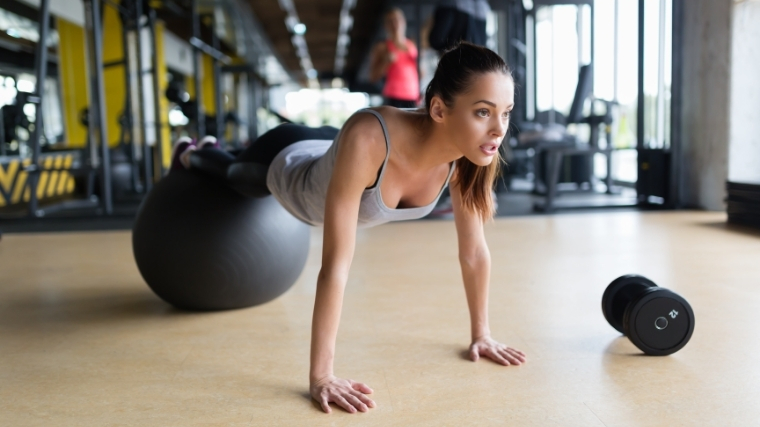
[368,42,393,83]
[309,115,387,413]
[450,180,527,366]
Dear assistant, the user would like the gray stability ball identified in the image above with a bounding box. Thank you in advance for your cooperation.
[132,170,310,310]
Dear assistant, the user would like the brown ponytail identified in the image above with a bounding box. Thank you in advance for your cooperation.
[424,42,512,221]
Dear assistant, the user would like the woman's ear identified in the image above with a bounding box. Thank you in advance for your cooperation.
[429,96,446,123]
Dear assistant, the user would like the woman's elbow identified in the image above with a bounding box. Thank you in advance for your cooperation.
[458,248,490,269]
[317,266,350,286]
[368,70,381,83]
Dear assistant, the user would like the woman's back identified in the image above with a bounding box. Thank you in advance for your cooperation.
[266,109,453,228]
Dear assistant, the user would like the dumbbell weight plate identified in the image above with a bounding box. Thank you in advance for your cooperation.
[602,275,658,334]
[624,288,695,356]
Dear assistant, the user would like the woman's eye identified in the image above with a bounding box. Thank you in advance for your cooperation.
[477,109,489,117]
[503,111,511,119]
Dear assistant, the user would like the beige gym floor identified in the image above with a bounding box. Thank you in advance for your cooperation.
[1,211,759,426]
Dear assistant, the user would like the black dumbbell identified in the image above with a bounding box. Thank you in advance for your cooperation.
[602,275,695,356]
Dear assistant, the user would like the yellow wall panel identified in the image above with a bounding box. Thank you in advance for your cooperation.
[203,55,215,115]
[57,18,89,148]
[11,159,31,204]
[0,161,18,195]
[186,74,195,99]
[102,5,126,148]
[154,21,173,169]
[0,154,78,207]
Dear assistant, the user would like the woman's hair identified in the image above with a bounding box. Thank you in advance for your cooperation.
[424,42,512,221]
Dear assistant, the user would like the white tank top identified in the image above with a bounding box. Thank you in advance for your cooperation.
[266,109,455,228]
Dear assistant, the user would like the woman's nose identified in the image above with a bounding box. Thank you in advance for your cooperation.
[491,118,507,137]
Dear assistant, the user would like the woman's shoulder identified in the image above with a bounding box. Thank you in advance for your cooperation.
[347,106,415,137]
[372,40,389,53]
[345,108,385,133]
[336,110,388,157]
[404,39,418,54]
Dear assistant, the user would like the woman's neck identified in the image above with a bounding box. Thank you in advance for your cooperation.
[388,33,406,45]
[404,112,463,170]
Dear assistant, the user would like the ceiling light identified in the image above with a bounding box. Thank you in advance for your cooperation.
[293,23,306,35]
[333,0,355,75]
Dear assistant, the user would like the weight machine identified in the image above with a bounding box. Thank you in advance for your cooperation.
[20,0,167,217]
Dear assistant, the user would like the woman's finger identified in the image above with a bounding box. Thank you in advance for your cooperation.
[333,395,357,413]
[487,348,510,366]
[469,346,480,361]
[350,380,374,394]
[320,396,332,414]
[506,347,527,362]
[504,347,527,362]
[499,348,522,365]
[351,390,376,408]
[344,393,369,412]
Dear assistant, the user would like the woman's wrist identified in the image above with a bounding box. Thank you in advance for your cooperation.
[471,328,492,342]
[310,372,335,386]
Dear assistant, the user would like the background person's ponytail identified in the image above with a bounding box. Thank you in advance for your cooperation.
[424,42,512,221]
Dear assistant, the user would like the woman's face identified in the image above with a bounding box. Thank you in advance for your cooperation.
[441,72,514,166]
[385,10,406,37]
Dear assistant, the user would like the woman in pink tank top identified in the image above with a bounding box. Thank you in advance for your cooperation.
[369,8,420,108]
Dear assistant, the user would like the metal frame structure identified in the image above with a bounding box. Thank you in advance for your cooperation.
[146,6,165,181]
[668,0,683,208]
[0,98,5,157]
[132,0,153,192]
[529,0,594,123]
[0,0,284,221]
[519,0,626,212]
[191,0,205,137]
[26,0,53,216]
[635,0,681,208]
[221,63,266,146]
[22,0,107,217]
[22,0,170,217]
[82,0,113,215]
[212,19,224,144]
[117,0,140,193]
[188,1,231,142]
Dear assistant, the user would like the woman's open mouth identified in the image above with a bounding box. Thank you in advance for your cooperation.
[479,143,500,156]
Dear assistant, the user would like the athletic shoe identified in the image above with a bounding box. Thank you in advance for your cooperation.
[196,135,220,150]
[170,136,195,170]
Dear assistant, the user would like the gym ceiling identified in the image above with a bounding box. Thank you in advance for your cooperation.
[244,0,386,83]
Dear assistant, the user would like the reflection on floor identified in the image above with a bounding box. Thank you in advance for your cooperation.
[0,175,640,234]
[496,186,638,216]
[1,211,759,426]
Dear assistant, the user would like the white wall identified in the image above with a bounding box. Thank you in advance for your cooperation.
[163,30,194,76]
[728,0,760,183]
[20,0,84,26]
[679,0,732,210]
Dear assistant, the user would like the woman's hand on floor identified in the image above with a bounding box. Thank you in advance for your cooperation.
[310,375,375,414]
[469,336,527,366]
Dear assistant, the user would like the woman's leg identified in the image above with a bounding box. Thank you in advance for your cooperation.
[188,144,270,198]
[177,124,338,198]
[234,123,339,165]
[188,145,236,179]
[170,137,195,171]
[170,136,224,173]
[226,124,338,197]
